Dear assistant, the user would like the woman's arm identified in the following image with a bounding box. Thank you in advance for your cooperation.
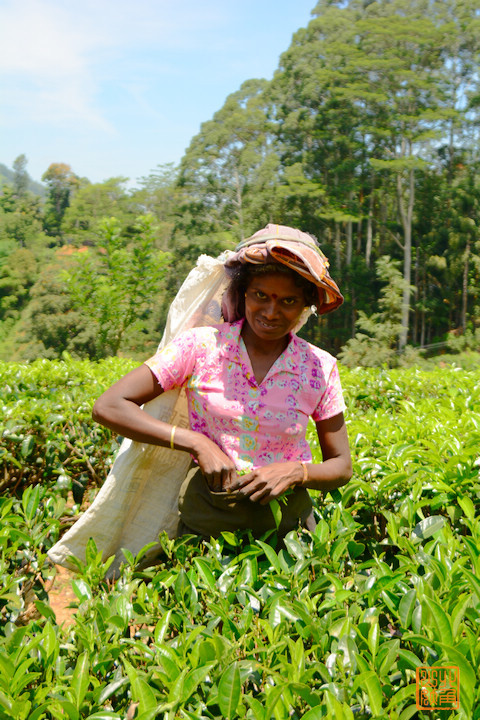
[304,412,353,490]
[228,412,352,504]
[92,364,236,491]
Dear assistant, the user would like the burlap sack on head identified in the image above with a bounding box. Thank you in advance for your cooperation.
[47,252,233,578]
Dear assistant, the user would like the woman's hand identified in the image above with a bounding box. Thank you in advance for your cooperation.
[92,365,234,491]
[189,433,237,492]
[227,412,353,505]
[227,461,303,505]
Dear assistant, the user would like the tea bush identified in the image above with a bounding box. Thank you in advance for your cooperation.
[0,359,479,718]
[0,356,136,497]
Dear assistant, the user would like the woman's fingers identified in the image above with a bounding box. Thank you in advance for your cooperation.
[210,470,223,492]
[202,460,237,492]
[231,463,299,503]
[194,435,237,490]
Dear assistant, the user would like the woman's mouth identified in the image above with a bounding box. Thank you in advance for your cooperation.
[257,319,279,330]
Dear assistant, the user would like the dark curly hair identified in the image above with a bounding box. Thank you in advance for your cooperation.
[226,262,318,319]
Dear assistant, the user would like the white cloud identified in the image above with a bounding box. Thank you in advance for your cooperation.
[0,0,229,130]
[0,0,316,182]
[0,0,111,128]
[0,2,86,76]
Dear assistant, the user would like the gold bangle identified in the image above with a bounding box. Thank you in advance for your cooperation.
[299,461,308,484]
[170,425,176,450]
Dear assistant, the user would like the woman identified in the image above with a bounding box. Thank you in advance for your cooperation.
[92,224,352,539]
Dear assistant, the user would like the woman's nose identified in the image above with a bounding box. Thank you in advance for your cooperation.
[263,299,280,318]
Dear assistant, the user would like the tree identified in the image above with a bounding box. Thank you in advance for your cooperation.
[62,177,133,244]
[178,78,280,241]
[0,248,37,322]
[64,214,171,358]
[0,183,43,248]
[272,1,364,262]
[339,255,418,366]
[12,154,29,198]
[446,168,480,333]
[353,1,452,348]
[265,0,480,352]
[130,164,181,249]
[42,163,79,238]
[13,262,94,361]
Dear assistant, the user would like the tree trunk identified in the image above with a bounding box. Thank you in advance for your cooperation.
[346,220,352,265]
[461,237,470,333]
[413,244,420,345]
[346,190,353,265]
[233,167,244,241]
[397,162,414,351]
[334,222,341,269]
[366,191,374,268]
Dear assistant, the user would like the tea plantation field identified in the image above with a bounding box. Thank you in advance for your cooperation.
[1,357,479,719]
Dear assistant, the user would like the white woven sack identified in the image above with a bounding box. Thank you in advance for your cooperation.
[48,252,232,577]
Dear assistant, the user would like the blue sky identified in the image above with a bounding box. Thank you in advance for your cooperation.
[0,0,316,187]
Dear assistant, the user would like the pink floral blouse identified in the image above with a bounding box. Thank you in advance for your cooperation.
[145,320,346,473]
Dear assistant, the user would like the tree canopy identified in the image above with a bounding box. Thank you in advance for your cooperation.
[1,0,479,364]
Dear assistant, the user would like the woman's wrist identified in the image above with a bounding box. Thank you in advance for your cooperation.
[171,426,202,455]
[297,461,309,487]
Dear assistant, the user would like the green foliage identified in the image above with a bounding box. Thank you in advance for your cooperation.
[1,360,479,717]
[12,155,29,198]
[11,261,96,362]
[0,356,136,496]
[63,214,171,359]
[0,248,38,321]
[0,184,44,248]
[178,78,281,241]
[62,177,133,245]
[2,0,480,362]
[447,328,480,353]
[131,163,181,249]
[339,256,419,367]
[42,163,80,238]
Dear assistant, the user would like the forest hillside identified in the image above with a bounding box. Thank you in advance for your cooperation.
[1,0,479,365]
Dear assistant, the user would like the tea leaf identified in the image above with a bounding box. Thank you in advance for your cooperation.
[193,557,216,591]
[422,596,453,646]
[95,678,129,705]
[435,642,475,713]
[301,708,325,720]
[385,683,416,713]
[412,516,445,542]
[458,496,475,520]
[269,500,282,530]
[71,651,90,709]
[256,540,282,572]
[363,671,383,716]
[398,589,416,628]
[463,568,480,602]
[217,661,241,718]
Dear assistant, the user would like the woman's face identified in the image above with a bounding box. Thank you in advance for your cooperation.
[244,272,306,343]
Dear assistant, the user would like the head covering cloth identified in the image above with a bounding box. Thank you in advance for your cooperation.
[221,223,343,322]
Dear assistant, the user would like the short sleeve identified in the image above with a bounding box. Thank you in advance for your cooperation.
[311,360,346,422]
[144,330,199,391]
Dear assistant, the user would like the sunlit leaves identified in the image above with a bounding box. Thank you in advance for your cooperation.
[1,362,479,717]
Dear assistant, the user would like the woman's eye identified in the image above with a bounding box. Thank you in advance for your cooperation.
[255,291,267,299]
[283,298,297,306]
